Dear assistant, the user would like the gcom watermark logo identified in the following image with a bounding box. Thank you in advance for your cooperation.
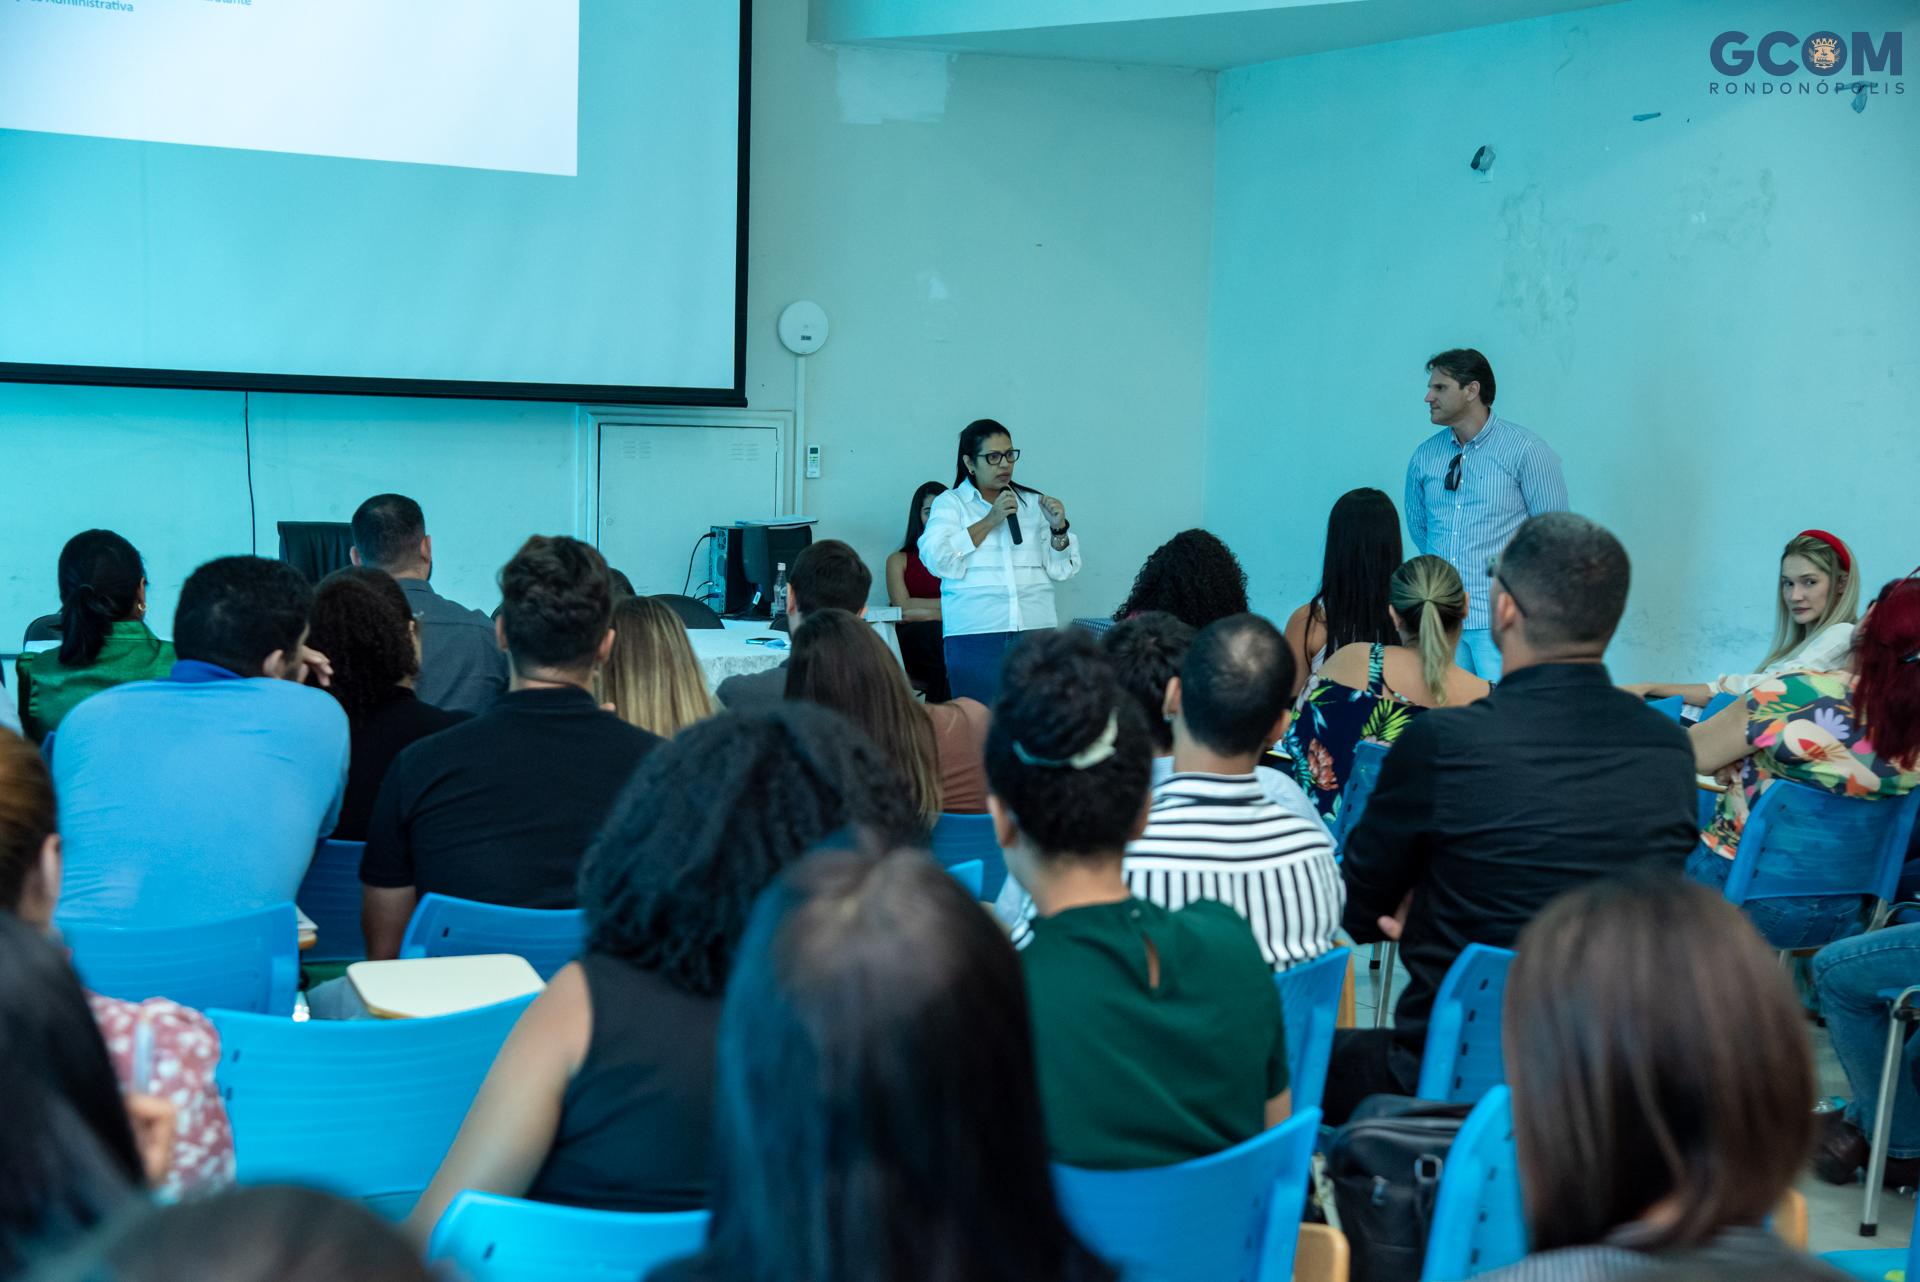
[1708,29,1904,101]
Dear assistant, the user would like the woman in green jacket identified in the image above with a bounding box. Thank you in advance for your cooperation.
[16,530,175,742]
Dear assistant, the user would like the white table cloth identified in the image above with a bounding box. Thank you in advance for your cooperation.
[687,616,904,694]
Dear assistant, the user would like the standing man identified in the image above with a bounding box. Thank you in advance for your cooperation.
[1403,349,1566,681]
[350,494,508,715]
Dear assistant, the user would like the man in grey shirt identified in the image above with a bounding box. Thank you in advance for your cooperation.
[350,494,508,715]
[716,539,871,712]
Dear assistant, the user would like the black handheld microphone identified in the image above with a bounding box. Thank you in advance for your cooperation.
[1007,511,1023,544]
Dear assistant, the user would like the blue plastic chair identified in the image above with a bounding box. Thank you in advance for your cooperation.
[1421,1085,1527,1280]
[1720,782,1920,950]
[931,812,1008,901]
[1649,694,1686,722]
[1823,1194,1920,1279]
[1414,944,1516,1105]
[1275,945,1350,1116]
[1702,692,1736,720]
[38,731,54,766]
[297,839,368,963]
[946,859,984,899]
[400,893,586,981]
[62,902,299,1016]
[1052,1106,1321,1282]
[426,1190,709,1282]
[209,994,534,1218]
[1327,739,1390,858]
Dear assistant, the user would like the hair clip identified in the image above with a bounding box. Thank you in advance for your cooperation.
[1013,711,1119,770]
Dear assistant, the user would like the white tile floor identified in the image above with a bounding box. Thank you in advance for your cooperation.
[1346,945,1914,1259]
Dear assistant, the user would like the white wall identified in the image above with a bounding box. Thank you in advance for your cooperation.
[0,0,1218,649]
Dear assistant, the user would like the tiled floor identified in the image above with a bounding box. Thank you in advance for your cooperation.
[1345,945,1914,1259]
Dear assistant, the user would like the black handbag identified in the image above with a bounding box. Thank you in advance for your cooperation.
[1325,1096,1476,1282]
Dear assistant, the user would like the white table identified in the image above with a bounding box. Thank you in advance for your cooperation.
[346,954,545,1019]
[686,615,905,694]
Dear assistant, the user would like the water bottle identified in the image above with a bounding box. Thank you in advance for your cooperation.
[771,562,788,617]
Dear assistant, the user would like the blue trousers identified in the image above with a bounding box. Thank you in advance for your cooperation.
[1685,843,1860,948]
[1812,924,1920,1157]
[943,631,1022,706]
[1453,629,1503,681]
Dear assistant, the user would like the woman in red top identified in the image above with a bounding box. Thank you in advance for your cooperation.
[887,482,950,701]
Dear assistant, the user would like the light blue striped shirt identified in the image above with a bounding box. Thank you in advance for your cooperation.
[1404,413,1568,630]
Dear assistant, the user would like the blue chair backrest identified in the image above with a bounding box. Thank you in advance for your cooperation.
[297,839,367,963]
[1702,692,1736,719]
[1649,695,1685,722]
[1415,944,1516,1104]
[1275,946,1350,1116]
[931,812,1007,901]
[62,902,299,1016]
[1723,782,1920,922]
[1327,740,1390,857]
[1820,1194,1920,1280]
[209,994,534,1214]
[400,893,586,981]
[426,1190,709,1282]
[1421,1085,1527,1280]
[1052,1106,1321,1282]
[946,859,984,898]
[39,731,54,766]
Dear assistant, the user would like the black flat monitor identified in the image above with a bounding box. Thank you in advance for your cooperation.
[739,523,813,619]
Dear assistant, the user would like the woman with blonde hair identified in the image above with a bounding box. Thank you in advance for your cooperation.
[1279,554,1490,821]
[602,597,717,739]
[1626,529,1859,707]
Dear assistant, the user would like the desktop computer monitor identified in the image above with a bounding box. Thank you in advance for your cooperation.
[739,523,813,618]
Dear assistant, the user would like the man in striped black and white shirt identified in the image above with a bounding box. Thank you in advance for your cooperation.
[1122,614,1343,969]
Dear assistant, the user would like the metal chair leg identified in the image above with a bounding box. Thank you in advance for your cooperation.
[1373,942,1398,1029]
[1370,943,1381,970]
[1861,1009,1905,1234]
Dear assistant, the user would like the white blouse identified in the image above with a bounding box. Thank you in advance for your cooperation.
[917,482,1080,637]
[1711,620,1854,696]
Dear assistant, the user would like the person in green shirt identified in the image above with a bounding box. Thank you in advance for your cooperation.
[984,626,1290,1170]
[16,531,175,742]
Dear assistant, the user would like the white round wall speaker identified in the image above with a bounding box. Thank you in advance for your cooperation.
[778,301,829,355]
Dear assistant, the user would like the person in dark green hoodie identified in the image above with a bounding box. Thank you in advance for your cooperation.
[16,530,174,742]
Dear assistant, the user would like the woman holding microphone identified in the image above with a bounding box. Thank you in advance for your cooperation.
[918,419,1079,704]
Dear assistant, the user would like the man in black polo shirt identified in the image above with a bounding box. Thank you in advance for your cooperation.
[1325,513,1697,1123]
[358,535,661,959]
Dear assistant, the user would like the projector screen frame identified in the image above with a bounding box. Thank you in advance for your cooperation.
[0,0,752,409]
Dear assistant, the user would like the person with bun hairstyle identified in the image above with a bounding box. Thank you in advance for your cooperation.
[1625,530,1860,707]
[1280,555,1490,821]
[987,628,1291,1169]
[16,530,174,741]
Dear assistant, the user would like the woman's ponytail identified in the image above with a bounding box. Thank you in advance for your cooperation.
[54,531,147,669]
[1390,555,1470,706]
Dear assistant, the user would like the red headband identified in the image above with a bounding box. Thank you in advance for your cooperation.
[1796,529,1851,573]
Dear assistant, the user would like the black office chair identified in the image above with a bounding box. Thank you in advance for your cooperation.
[277,522,356,586]
[23,614,63,646]
[650,594,725,631]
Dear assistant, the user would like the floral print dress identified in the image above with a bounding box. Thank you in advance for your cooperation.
[1281,644,1426,823]
[1700,670,1920,860]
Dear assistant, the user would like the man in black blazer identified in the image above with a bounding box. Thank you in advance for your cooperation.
[1325,512,1697,1123]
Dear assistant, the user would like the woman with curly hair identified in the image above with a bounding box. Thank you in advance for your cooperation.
[304,567,470,841]
[1111,529,1249,631]
[403,703,923,1237]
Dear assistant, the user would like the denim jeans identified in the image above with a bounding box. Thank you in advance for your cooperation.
[1453,629,1503,681]
[943,631,1022,705]
[1811,924,1920,1158]
[1685,843,1861,948]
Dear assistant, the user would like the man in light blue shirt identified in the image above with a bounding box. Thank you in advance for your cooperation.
[1403,349,1567,680]
[54,556,349,926]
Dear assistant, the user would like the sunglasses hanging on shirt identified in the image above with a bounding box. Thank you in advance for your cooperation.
[1444,451,1464,491]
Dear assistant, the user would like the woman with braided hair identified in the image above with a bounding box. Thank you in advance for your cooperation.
[16,530,174,741]
[303,568,470,841]
[986,627,1291,1168]
[404,702,923,1238]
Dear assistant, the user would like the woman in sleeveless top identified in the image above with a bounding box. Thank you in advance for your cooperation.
[1281,556,1489,822]
[402,705,923,1239]
[887,482,949,701]
[1283,489,1403,708]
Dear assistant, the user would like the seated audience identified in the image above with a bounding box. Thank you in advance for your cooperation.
[887,481,950,701]
[787,607,985,818]
[602,595,717,738]
[1811,919,1920,1186]
[53,556,349,925]
[16,530,175,742]
[1105,614,1341,968]
[608,567,637,599]
[350,493,508,714]
[648,848,1113,1282]
[716,539,872,712]
[1689,573,1920,945]
[0,731,231,1197]
[1281,555,1489,821]
[0,911,171,1276]
[988,628,1289,1169]
[405,704,920,1233]
[358,536,659,958]
[304,567,471,842]
[1283,488,1403,702]
[1481,872,1822,1280]
[41,1184,427,1282]
[1626,530,1859,707]
[1111,528,1251,631]
[1330,513,1697,1124]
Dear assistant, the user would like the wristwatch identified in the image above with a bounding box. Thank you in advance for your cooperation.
[1050,519,1071,537]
